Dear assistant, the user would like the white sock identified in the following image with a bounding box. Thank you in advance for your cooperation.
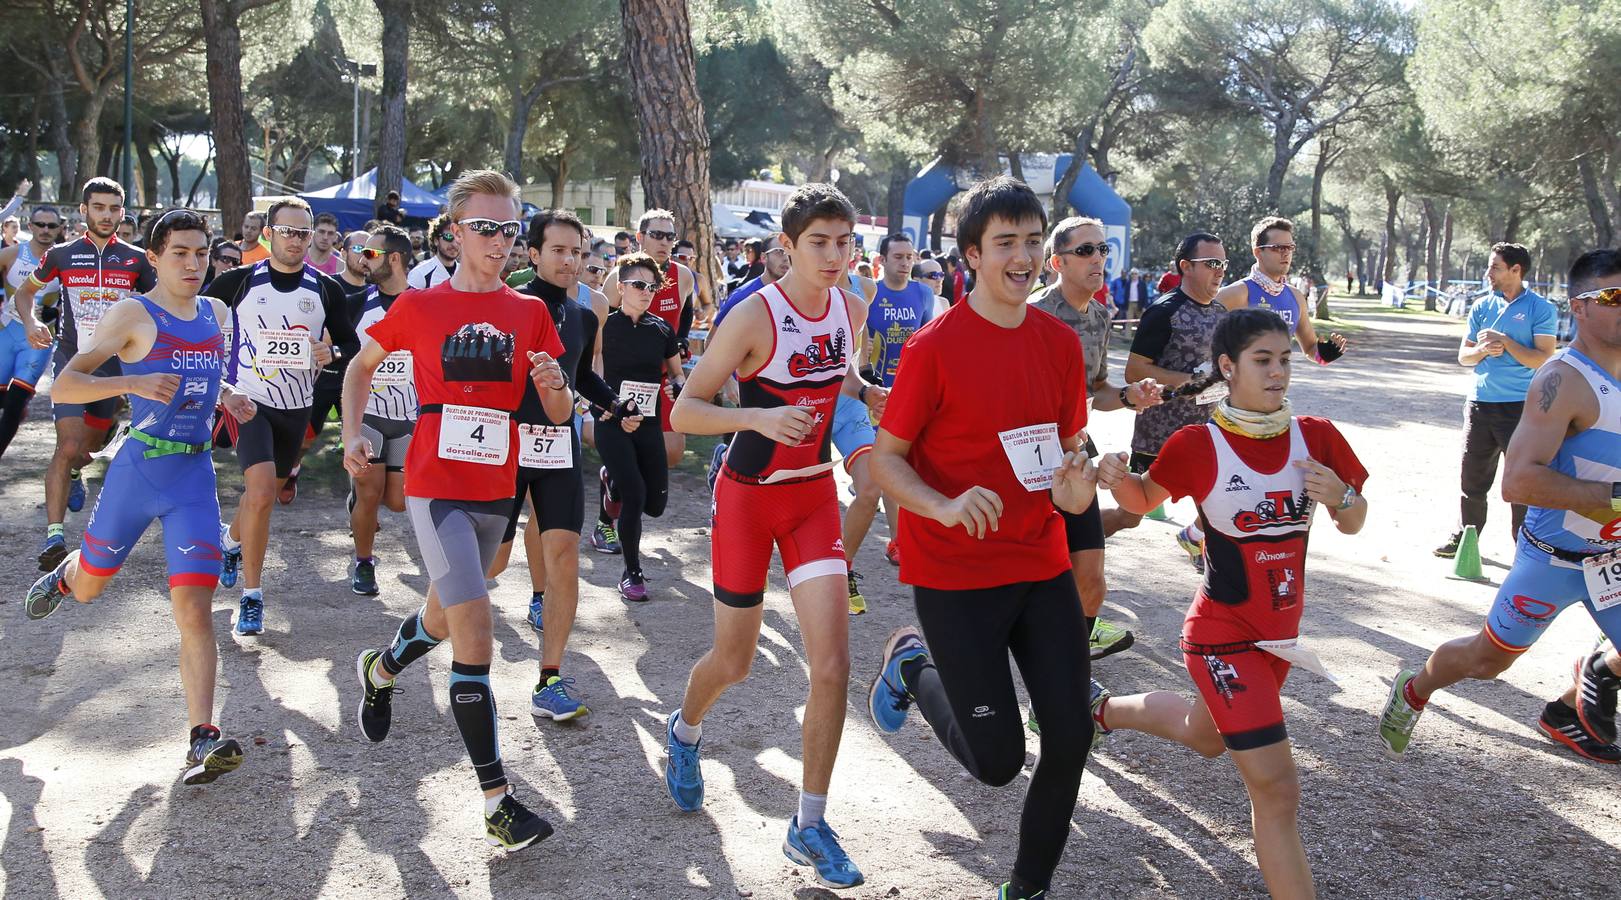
[483,790,505,815]
[1184,523,1205,543]
[289,464,301,477]
[672,711,701,745]
[242,588,262,600]
[219,523,241,551]
[797,791,827,827]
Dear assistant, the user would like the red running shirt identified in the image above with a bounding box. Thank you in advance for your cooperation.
[881,301,1088,590]
[365,280,563,501]
[650,261,685,333]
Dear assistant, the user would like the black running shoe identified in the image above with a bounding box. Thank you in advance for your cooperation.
[182,727,244,785]
[355,649,396,742]
[1537,701,1621,764]
[1433,530,1462,558]
[1574,652,1619,745]
[350,559,379,596]
[25,566,68,620]
[485,791,554,850]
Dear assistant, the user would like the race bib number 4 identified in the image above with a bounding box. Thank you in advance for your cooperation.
[1581,548,1621,612]
[257,328,312,370]
[998,423,1062,491]
[373,351,413,386]
[436,405,509,465]
[619,379,661,414]
[518,424,572,469]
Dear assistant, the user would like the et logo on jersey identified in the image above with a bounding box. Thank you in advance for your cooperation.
[1231,489,1312,534]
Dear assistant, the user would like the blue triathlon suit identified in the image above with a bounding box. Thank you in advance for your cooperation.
[79,296,226,588]
[1485,347,1621,652]
[1,240,55,389]
[1244,278,1301,336]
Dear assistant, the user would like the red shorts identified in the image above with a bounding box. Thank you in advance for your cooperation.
[1181,642,1291,751]
[711,469,845,607]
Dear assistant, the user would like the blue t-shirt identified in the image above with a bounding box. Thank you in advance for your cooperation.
[714,275,765,330]
[1467,288,1557,403]
[866,280,934,387]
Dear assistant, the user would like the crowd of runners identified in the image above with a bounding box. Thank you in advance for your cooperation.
[6,168,1619,900]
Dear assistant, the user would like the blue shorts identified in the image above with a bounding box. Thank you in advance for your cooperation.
[1484,537,1621,653]
[79,444,222,589]
[0,320,51,389]
[830,393,875,471]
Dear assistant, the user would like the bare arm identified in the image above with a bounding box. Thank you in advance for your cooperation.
[1105,470,1173,515]
[1125,352,1194,389]
[870,428,1004,539]
[51,300,159,404]
[668,295,808,440]
[1487,331,1556,370]
[1214,282,1246,312]
[1502,361,1610,513]
[1458,333,1492,367]
[341,339,389,452]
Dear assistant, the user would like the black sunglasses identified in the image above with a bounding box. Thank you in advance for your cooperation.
[457,218,521,239]
[643,229,677,242]
[585,264,607,275]
[1058,242,1111,259]
[30,220,61,229]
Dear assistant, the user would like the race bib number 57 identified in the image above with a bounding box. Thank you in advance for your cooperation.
[998,423,1062,492]
[437,405,509,465]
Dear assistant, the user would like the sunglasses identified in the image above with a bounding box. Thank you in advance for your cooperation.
[643,229,677,242]
[673,252,694,262]
[919,271,946,280]
[358,247,386,260]
[349,243,368,254]
[270,225,313,240]
[1058,242,1111,259]
[457,218,521,239]
[1256,243,1296,254]
[622,278,656,292]
[30,220,61,229]
[1575,287,1621,307]
[1186,257,1228,271]
[216,255,241,265]
[585,264,607,275]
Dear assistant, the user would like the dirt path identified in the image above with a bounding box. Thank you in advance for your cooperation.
[1,298,1615,899]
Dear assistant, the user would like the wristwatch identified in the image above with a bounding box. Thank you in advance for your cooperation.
[1337,485,1358,511]
[1610,482,1621,513]
[1119,386,1137,409]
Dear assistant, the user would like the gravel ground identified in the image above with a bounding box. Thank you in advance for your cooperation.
[1,298,1616,900]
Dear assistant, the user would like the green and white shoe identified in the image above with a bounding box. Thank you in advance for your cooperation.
[1379,668,1425,758]
[1088,619,1135,660]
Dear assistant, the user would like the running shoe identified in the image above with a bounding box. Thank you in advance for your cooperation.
[599,466,622,519]
[527,593,545,633]
[532,675,588,721]
[1574,651,1619,745]
[36,532,67,572]
[992,883,1046,900]
[869,626,927,734]
[278,470,299,505]
[664,710,704,812]
[707,441,727,493]
[485,790,554,851]
[181,726,243,785]
[1088,620,1135,660]
[355,649,395,742]
[1433,530,1463,558]
[1538,700,1621,763]
[350,559,379,596]
[885,540,901,567]
[24,566,68,620]
[847,570,867,616]
[619,571,648,602]
[234,594,264,637]
[783,815,864,888]
[66,470,86,513]
[1089,678,1111,750]
[219,522,241,588]
[1175,525,1204,574]
[1378,668,1425,757]
[590,521,621,555]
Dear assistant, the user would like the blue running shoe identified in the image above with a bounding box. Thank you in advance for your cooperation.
[869,626,927,734]
[66,470,85,513]
[527,593,545,632]
[36,532,67,571]
[707,441,727,493]
[532,676,587,721]
[664,710,704,812]
[25,565,69,620]
[219,522,241,588]
[783,815,864,888]
[234,594,264,637]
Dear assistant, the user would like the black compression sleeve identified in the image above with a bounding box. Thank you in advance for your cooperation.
[573,307,618,410]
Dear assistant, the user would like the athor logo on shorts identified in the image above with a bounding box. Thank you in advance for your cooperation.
[787,328,847,378]
[1231,489,1311,533]
[1509,595,1557,621]
[1225,474,1250,493]
[1600,516,1621,542]
[971,704,995,718]
[1203,655,1246,706]
[780,314,800,334]
[441,322,515,383]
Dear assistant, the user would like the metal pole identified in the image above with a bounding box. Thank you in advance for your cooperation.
[352,72,361,179]
[123,0,134,197]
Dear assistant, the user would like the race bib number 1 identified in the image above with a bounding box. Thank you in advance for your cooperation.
[1581,548,1621,612]
[436,405,509,465]
[619,379,661,414]
[373,351,413,386]
[257,328,312,370]
[517,424,572,469]
[998,423,1062,492]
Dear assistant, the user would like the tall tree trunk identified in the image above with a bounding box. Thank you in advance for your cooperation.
[620,0,720,315]
[929,197,947,252]
[1005,151,1023,183]
[884,163,908,233]
[1379,179,1400,284]
[549,150,570,209]
[373,0,410,203]
[159,147,183,205]
[1503,207,1522,244]
[73,90,115,189]
[504,83,545,184]
[199,0,260,237]
[185,141,213,207]
[1578,156,1615,248]
[1050,125,1092,223]
[1265,124,1294,214]
[45,56,77,201]
[613,171,633,229]
[1422,199,1441,311]
[1307,140,1334,283]
[136,132,160,208]
[1439,204,1454,287]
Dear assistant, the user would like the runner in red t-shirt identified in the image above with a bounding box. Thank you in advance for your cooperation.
[339,171,571,853]
[660,183,882,890]
[1094,308,1369,899]
[864,177,1106,900]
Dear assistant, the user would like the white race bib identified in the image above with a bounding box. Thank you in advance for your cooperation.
[1254,638,1340,685]
[998,423,1062,492]
[257,328,312,370]
[517,424,572,469]
[373,351,413,386]
[1581,548,1621,612]
[619,379,661,414]
[436,405,509,465]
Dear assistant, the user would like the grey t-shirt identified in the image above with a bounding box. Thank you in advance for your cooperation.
[1128,289,1227,455]
[1029,284,1111,388]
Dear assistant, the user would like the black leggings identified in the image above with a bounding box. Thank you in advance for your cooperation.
[909,573,1093,891]
[594,415,668,574]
